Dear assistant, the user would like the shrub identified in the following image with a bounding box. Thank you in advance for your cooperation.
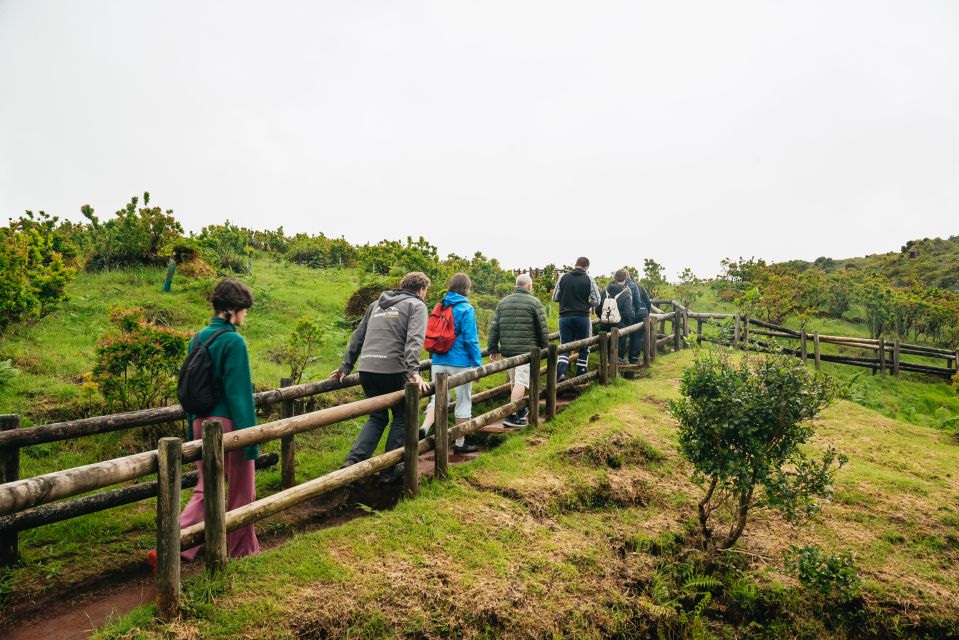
[268,318,343,384]
[0,211,75,329]
[195,221,254,273]
[669,351,845,565]
[82,192,183,270]
[288,233,358,269]
[784,545,861,603]
[92,307,188,412]
[345,280,393,323]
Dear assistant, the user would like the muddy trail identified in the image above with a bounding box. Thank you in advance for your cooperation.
[0,399,575,640]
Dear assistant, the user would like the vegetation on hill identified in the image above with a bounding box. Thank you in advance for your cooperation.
[92,348,959,639]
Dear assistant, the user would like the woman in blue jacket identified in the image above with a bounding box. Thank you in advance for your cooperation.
[422,273,483,454]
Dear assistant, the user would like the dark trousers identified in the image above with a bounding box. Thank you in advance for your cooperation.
[600,323,629,361]
[558,315,592,379]
[628,313,648,363]
[345,372,408,464]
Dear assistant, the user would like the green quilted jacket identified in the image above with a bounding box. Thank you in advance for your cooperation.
[487,288,549,357]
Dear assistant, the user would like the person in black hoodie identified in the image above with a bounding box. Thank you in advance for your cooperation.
[552,256,601,380]
[596,270,635,362]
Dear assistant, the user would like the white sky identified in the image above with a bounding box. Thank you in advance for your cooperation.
[1,1,957,279]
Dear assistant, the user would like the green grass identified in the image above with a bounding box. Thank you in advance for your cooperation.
[91,347,959,638]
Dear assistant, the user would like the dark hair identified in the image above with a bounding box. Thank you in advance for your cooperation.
[614,269,628,283]
[400,271,431,292]
[448,273,471,295]
[575,256,590,269]
[211,278,253,322]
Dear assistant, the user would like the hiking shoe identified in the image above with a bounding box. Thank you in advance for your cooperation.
[146,549,157,575]
[503,409,529,429]
[378,463,404,485]
[340,458,358,469]
[453,443,479,454]
[419,427,428,441]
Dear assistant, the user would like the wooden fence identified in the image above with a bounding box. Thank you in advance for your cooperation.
[650,300,959,378]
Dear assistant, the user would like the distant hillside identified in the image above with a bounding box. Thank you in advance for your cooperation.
[782,235,959,291]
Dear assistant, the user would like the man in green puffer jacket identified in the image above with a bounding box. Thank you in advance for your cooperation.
[488,274,549,428]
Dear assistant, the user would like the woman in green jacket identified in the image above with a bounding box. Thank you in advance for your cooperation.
[178,278,260,560]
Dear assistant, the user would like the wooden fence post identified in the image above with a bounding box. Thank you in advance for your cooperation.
[0,415,20,567]
[643,320,652,367]
[733,314,741,345]
[800,331,808,362]
[434,372,449,480]
[673,309,681,352]
[546,345,558,420]
[697,318,703,345]
[610,328,620,379]
[279,377,295,489]
[202,419,227,576]
[893,340,901,376]
[156,436,182,621]
[598,332,609,385]
[878,338,886,376]
[649,319,657,361]
[743,316,750,346]
[683,308,689,340]
[813,333,821,370]
[403,382,420,498]
[528,348,541,426]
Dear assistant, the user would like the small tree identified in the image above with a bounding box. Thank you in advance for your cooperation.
[674,267,700,308]
[642,258,668,298]
[269,318,341,384]
[669,352,844,566]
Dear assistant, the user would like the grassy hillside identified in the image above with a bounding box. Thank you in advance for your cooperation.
[786,236,959,292]
[92,348,959,639]
[0,256,359,427]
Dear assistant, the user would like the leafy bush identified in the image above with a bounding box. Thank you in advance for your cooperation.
[287,233,357,269]
[669,352,845,565]
[195,221,254,273]
[91,307,188,412]
[251,227,289,254]
[784,545,861,603]
[345,280,393,323]
[641,258,668,298]
[0,211,75,329]
[82,192,183,270]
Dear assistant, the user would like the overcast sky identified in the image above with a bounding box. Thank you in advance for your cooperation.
[1,1,957,279]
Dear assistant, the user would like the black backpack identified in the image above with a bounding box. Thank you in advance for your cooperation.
[176,328,231,415]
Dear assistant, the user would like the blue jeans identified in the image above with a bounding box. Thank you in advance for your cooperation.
[558,315,592,379]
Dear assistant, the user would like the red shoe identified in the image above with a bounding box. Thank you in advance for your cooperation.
[146,549,157,575]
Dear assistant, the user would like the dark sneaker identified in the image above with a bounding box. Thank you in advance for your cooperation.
[340,458,358,469]
[453,443,479,454]
[378,463,404,484]
[419,427,428,441]
[503,409,529,429]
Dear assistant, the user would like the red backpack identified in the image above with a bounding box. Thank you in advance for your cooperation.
[424,302,461,354]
